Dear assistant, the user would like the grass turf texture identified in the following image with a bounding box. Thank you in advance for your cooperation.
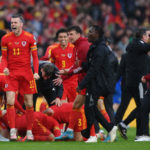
[0,128,150,150]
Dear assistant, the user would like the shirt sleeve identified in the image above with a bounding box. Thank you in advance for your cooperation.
[30,35,39,73]
[40,46,51,61]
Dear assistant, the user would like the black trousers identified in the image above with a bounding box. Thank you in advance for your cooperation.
[115,82,147,136]
[140,90,150,136]
[115,83,144,136]
[33,89,56,111]
[81,91,113,138]
[104,94,115,123]
[115,86,132,125]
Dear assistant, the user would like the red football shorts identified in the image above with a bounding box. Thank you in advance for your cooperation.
[61,81,77,102]
[4,69,37,95]
[74,109,87,132]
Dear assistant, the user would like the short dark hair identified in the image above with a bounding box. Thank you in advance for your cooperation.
[68,26,82,34]
[11,14,25,23]
[135,28,150,39]
[56,28,68,40]
[90,25,104,38]
[42,63,54,77]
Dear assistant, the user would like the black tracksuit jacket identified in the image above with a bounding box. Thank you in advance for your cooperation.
[34,61,63,106]
[78,38,113,98]
[126,39,150,87]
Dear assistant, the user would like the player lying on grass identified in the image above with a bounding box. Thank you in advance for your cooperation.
[0,110,61,141]
[43,102,107,142]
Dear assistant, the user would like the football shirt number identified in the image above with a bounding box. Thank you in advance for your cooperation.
[62,60,66,68]
[13,48,20,55]
[29,80,35,89]
[78,118,82,127]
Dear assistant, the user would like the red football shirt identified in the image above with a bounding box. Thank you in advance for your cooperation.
[1,30,39,73]
[50,43,77,83]
[50,103,73,123]
[50,43,75,70]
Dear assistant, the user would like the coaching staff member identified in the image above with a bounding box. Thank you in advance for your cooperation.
[33,61,63,109]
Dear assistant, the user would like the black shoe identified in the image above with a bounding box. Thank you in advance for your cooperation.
[81,128,90,139]
[118,123,128,139]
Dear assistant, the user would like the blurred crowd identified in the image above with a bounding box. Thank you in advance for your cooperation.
[0,0,150,60]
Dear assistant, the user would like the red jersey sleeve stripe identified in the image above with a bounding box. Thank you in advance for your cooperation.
[30,45,37,48]
[31,48,37,51]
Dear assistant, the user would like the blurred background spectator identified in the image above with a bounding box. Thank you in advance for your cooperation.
[0,0,150,58]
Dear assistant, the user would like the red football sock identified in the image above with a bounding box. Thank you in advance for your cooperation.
[7,104,15,128]
[40,102,47,112]
[26,106,34,130]
[100,110,110,123]
[90,124,96,136]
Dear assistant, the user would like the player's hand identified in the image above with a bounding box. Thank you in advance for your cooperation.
[141,76,146,83]
[3,68,9,75]
[53,75,63,86]
[51,98,62,107]
[34,73,40,80]
[58,69,69,75]
[43,108,54,116]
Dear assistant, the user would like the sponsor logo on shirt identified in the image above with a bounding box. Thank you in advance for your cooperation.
[67,53,72,58]
[61,54,65,57]
[22,41,27,47]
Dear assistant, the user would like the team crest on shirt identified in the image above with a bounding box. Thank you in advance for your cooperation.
[22,41,27,47]
[67,53,72,58]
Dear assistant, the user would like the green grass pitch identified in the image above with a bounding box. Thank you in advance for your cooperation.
[0,128,150,150]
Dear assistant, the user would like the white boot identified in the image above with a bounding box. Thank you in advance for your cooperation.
[10,128,17,141]
[109,126,117,142]
[26,130,34,141]
[85,136,97,143]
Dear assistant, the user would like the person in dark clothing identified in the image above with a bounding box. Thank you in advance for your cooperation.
[116,55,150,140]
[117,28,150,140]
[33,61,63,110]
[134,74,150,141]
[104,38,118,123]
[114,53,132,139]
[77,25,117,142]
